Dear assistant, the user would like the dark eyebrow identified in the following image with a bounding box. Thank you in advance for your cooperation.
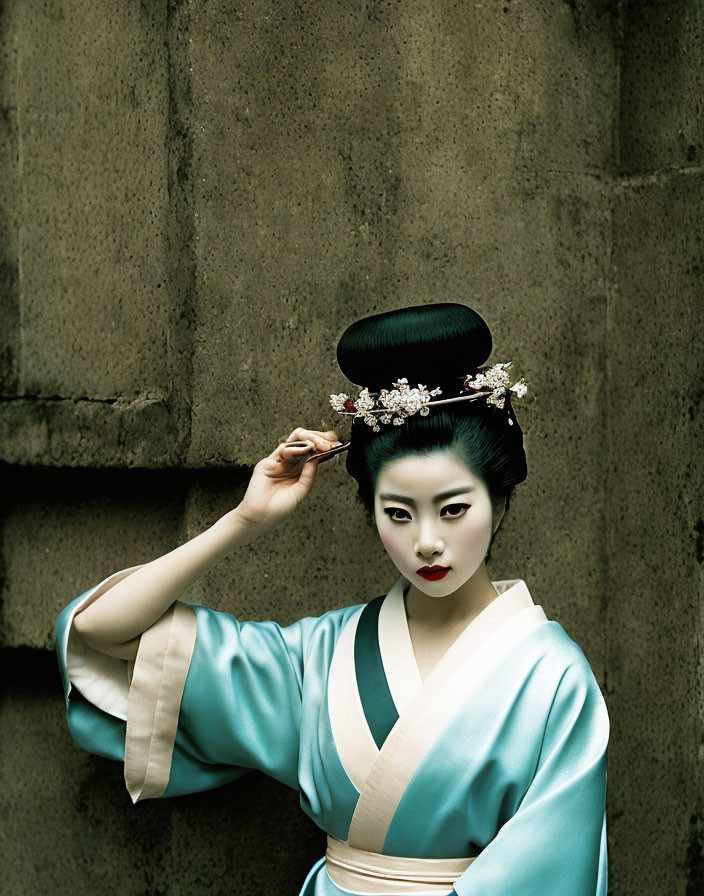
[379,486,475,507]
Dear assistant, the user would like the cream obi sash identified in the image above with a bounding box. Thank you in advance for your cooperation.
[325,835,475,894]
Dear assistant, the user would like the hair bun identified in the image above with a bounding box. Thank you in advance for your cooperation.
[336,302,492,393]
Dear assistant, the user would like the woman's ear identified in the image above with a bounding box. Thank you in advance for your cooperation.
[492,497,506,534]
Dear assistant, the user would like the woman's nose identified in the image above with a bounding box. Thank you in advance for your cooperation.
[415,527,444,561]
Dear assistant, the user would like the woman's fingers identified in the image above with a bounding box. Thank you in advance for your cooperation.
[278,442,314,464]
[285,428,340,451]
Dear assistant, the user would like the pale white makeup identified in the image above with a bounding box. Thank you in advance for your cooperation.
[373,449,505,621]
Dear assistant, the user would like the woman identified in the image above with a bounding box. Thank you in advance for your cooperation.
[55,303,608,895]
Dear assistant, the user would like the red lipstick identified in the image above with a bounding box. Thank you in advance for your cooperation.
[416,566,451,581]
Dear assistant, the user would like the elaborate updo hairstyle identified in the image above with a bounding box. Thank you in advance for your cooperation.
[337,303,528,556]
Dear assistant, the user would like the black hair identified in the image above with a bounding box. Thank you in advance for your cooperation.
[336,303,528,559]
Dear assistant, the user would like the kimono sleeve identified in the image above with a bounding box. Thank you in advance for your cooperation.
[452,653,609,896]
[55,565,318,805]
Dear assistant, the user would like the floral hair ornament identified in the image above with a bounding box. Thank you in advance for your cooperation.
[329,361,528,432]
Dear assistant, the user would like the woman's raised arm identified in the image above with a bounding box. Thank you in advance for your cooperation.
[72,428,339,658]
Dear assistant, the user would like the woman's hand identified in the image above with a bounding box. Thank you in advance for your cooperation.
[235,428,341,533]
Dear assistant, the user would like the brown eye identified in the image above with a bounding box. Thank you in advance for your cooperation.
[384,508,411,522]
[441,503,469,518]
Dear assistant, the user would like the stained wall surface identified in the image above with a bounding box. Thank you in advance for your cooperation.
[607,3,704,893]
[0,1,701,894]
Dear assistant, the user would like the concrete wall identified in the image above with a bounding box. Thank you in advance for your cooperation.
[607,3,704,893]
[0,1,700,893]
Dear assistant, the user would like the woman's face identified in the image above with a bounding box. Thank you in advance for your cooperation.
[373,449,500,597]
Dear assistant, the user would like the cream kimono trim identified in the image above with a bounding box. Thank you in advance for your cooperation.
[64,564,197,803]
[377,578,423,716]
[348,601,549,852]
[325,834,475,895]
[124,599,196,804]
[66,564,146,720]
[327,605,380,793]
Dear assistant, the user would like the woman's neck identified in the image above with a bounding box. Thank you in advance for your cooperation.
[404,563,499,628]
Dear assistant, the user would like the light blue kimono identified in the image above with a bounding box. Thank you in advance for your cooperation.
[55,567,608,895]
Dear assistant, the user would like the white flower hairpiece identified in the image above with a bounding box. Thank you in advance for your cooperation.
[329,361,528,432]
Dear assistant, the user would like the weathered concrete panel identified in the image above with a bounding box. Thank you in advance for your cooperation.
[15,1,173,399]
[607,172,704,896]
[185,0,616,467]
[620,0,704,173]
[0,394,181,467]
[0,0,21,395]
[0,470,185,649]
